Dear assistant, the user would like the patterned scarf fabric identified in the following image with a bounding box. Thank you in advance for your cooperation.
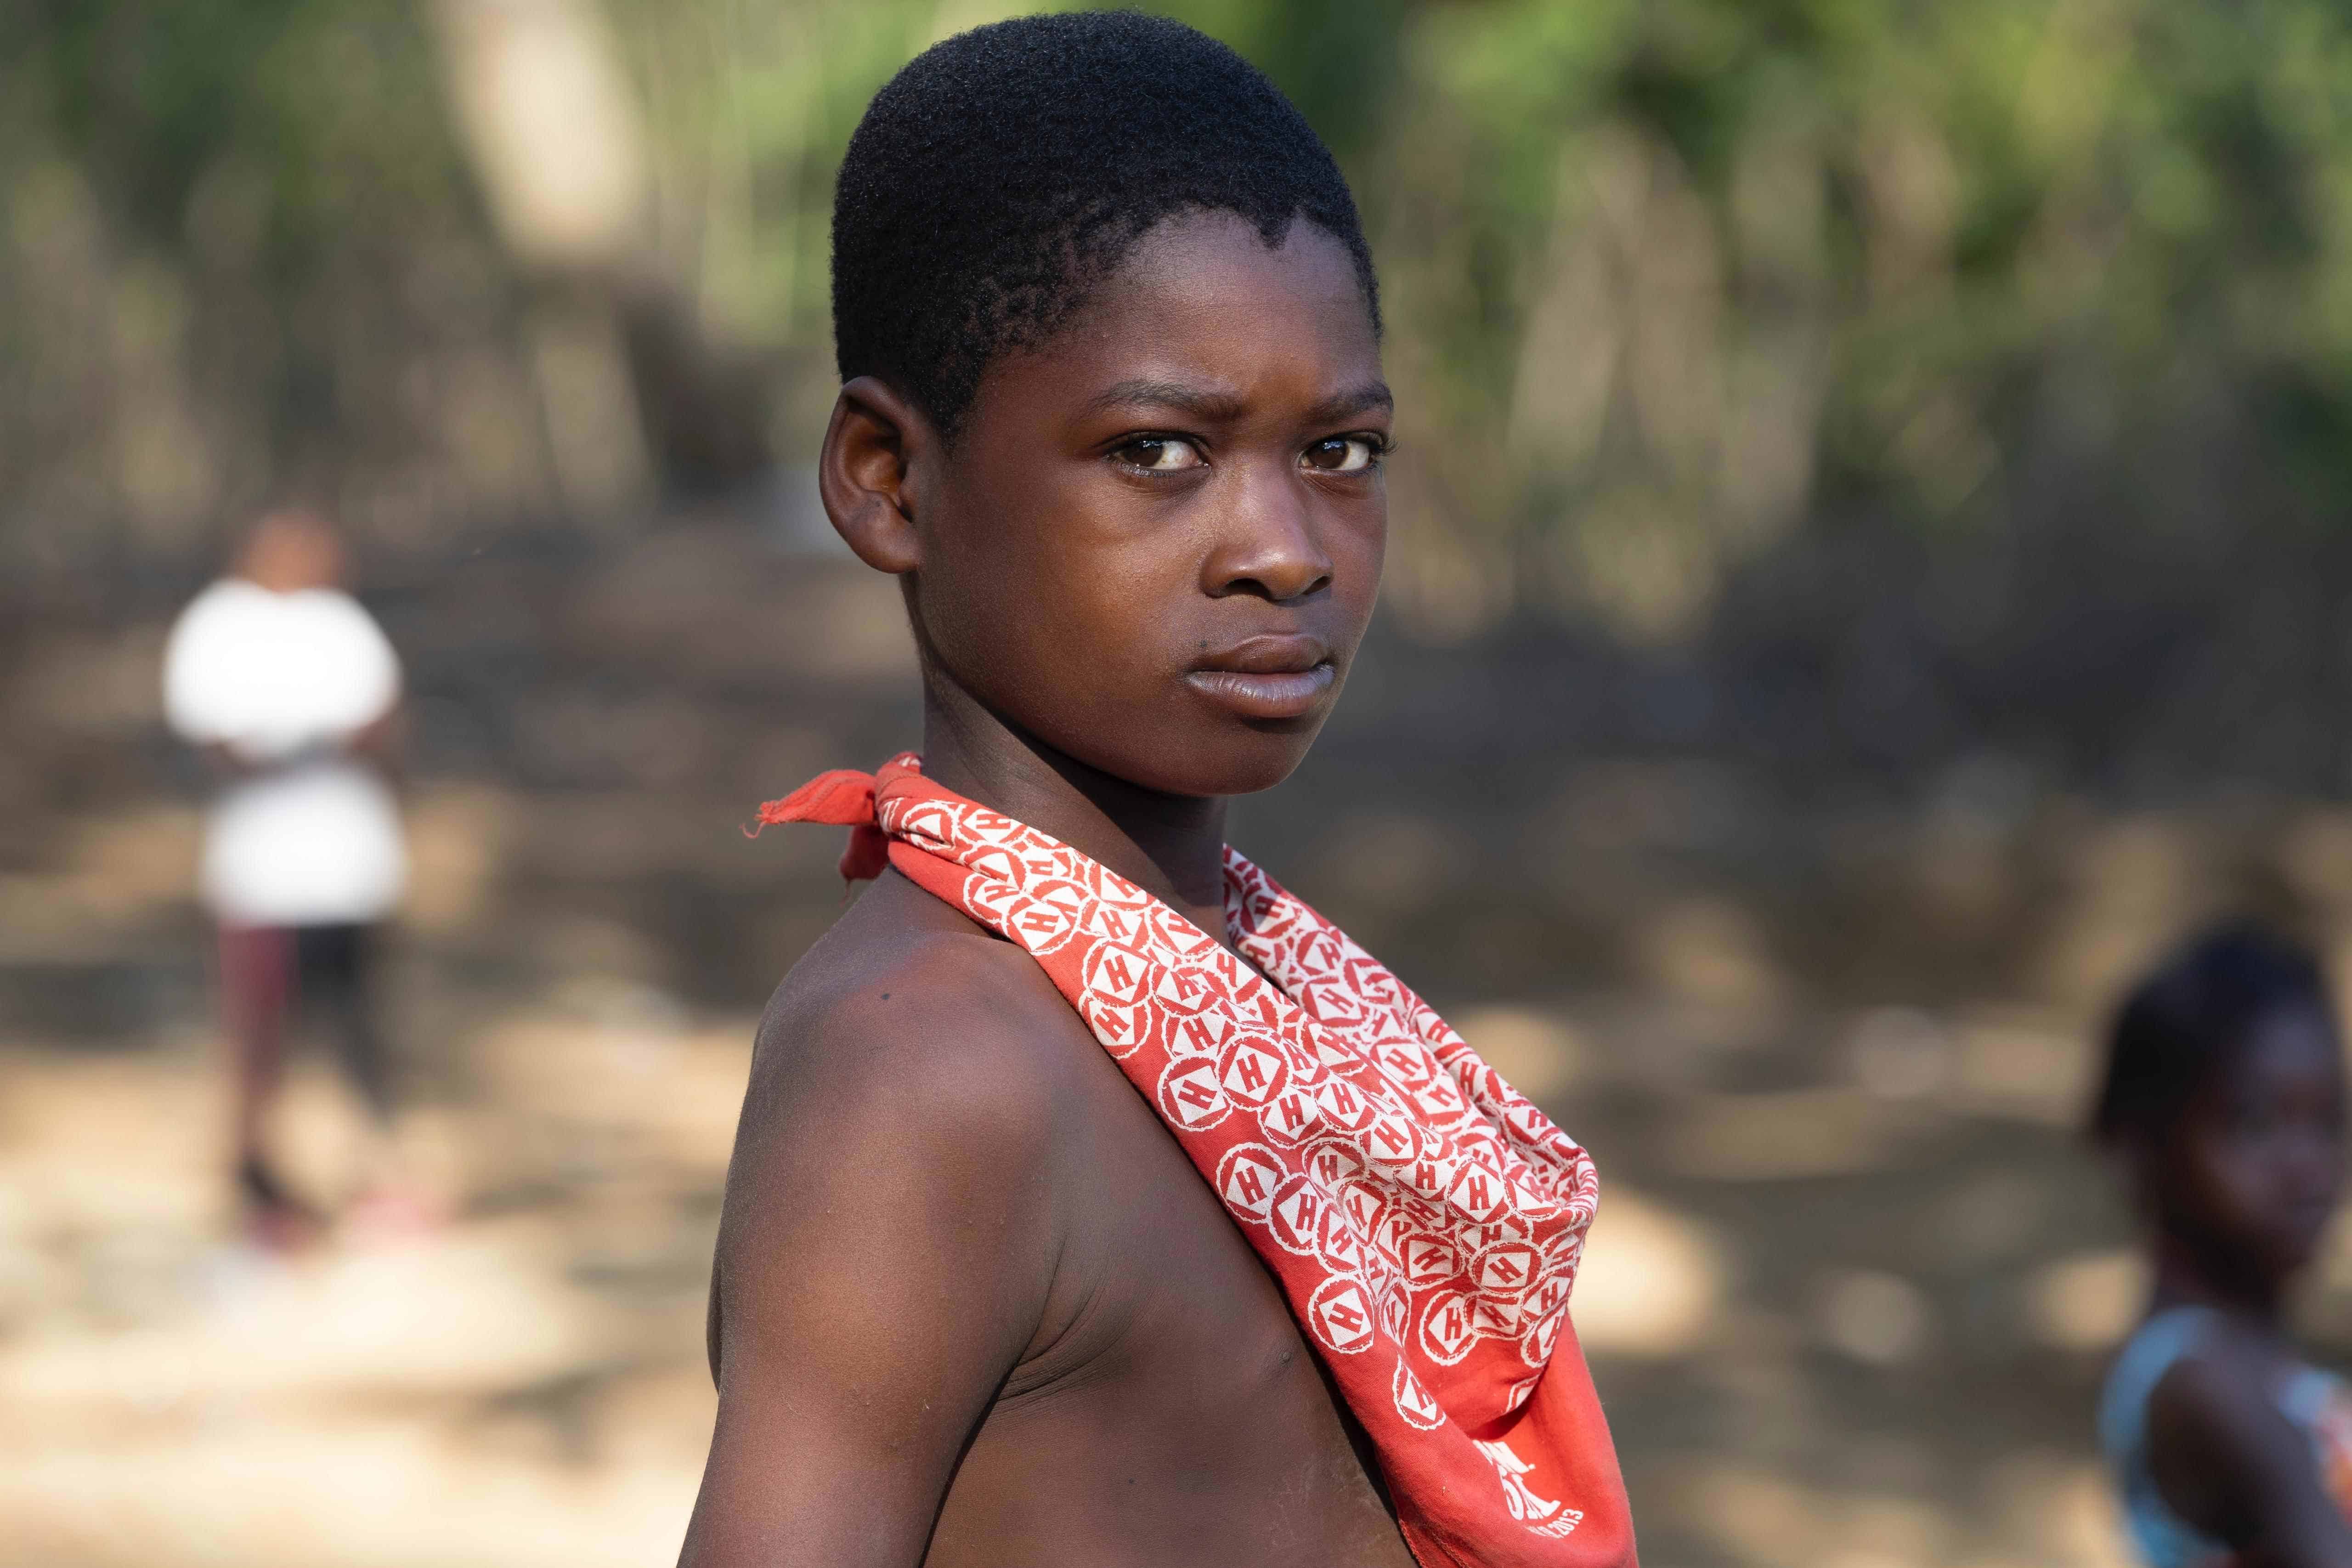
[756,755,1634,1567]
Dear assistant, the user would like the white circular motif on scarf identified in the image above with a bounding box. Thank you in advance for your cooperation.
[1344,955,1407,1010]
[1331,1176,1387,1244]
[1301,1138,1368,1194]
[1081,941,1156,1008]
[1419,1289,1478,1365]
[1403,1150,1461,1202]
[1089,898,1153,951]
[1507,1173,1567,1223]
[1147,902,1218,958]
[1155,1056,1231,1131]
[1369,1210,1416,1271]
[1293,932,1349,983]
[1470,1292,1523,1339]
[963,811,1029,849]
[1216,1034,1290,1108]
[1391,1357,1447,1431]
[966,844,1028,893]
[1081,992,1153,1059]
[1402,1232,1462,1288]
[1311,1030,1365,1072]
[1165,1008,1232,1060]
[1408,1080,1473,1128]
[1038,843,1089,882]
[1312,1200,1365,1274]
[1151,960,1220,1018]
[1471,1240,1545,1302]
[1312,1076,1382,1134]
[1276,1029,1329,1087]
[1362,1104,1425,1169]
[1445,1160,1513,1223]
[1519,1304,1564,1365]
[1517,1279,1570,1359]
[1226,869,1288,926]
[885,798,963,849]
[1373,1038,1436,1090]
[1265,1173,1326,1258]
[1215,1143,1285,1223]
[1376,1274,1413,1342]
[970,875,1089,956]
[1256,1086,1321,1146]
[1306,1275,1377,1355]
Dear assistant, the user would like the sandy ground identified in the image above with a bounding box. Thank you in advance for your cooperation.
[0,969,2210,1568]
[0,1003,738,1568]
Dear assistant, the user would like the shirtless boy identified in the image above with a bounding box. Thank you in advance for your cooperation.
[682,16,1634,1566]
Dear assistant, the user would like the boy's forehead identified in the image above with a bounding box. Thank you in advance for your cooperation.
[983,211,1382,418]
[1110,209,1368,304]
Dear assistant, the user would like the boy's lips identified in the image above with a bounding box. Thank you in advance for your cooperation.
[1185,634,1336,720]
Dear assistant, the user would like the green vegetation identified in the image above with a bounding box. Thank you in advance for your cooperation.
[8,0,2352,642]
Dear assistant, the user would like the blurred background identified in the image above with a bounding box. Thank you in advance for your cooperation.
[7,0,2352,1562]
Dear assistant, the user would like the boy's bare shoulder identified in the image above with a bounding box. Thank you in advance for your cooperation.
[697,871,1108,1517]
[741,869,1096,1154]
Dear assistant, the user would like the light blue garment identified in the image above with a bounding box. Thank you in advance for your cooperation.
[2100,1306,2352,1567]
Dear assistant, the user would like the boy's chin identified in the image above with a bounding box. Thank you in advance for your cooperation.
[1079,729,1322,800]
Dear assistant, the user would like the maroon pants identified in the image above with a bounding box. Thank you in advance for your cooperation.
[217,921,394,1123]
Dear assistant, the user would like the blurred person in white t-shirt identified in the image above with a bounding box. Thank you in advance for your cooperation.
[164,509,421,1246]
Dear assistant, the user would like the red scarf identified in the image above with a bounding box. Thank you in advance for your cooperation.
[756,756,1635,1567]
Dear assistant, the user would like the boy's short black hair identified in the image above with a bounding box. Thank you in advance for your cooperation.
[831,11,1380,442]
[2090,923,2336,1144]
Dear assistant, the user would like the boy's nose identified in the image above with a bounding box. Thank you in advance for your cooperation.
[1202,473,1334,604]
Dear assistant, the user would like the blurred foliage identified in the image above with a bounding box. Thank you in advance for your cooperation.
[1,0,508,573]
[7,0,2352,641]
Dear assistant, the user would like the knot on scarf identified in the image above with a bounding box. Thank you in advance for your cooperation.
[747,753,922,883]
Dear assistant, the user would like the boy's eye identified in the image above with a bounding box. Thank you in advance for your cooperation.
[1302,436,1382,474]
[1113,436,1204,473]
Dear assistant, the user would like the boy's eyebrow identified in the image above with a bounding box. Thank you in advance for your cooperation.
[1080,377,1396,424]
[1082,379,1249,420]
[1306,380,1395,423]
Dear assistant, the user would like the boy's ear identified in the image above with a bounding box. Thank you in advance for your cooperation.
[819,376,935,574]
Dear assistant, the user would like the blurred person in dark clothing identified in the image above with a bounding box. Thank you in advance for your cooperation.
[2095,924,2352,1567]
[163,508,422,1248]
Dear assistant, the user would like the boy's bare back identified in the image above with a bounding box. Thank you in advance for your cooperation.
[687,872,1414,1566]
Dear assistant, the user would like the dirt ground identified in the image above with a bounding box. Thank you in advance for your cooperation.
[0,967,2163,1568]
[11,526,2352,1566]
[14,911,2346,1568]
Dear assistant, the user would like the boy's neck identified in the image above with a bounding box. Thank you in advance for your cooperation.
[918,680,1234,948]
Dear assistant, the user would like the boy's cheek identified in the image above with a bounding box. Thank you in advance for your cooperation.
[922,584,1167,716]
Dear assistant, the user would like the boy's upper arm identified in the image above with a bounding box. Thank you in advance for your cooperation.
[2148,1348,2352,1568]
[679,940,1067,1568]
